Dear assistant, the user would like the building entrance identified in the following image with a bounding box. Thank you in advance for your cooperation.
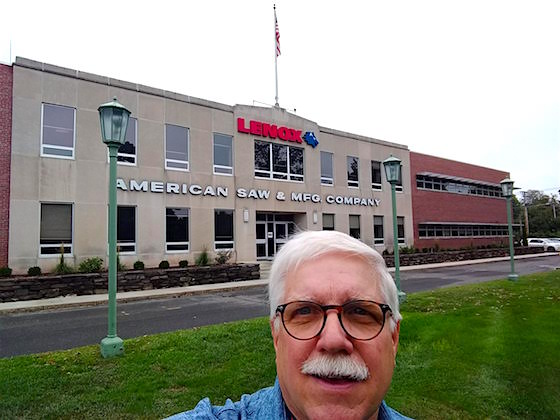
[256,213,297,259]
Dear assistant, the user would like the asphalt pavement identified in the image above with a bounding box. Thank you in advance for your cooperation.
[1,253,558,357]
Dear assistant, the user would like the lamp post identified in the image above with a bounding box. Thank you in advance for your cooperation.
[500,178,518,281]
[383,155,406,303]
[98,97,130,358]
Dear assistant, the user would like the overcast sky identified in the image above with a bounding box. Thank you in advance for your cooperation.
[2,1,558,197]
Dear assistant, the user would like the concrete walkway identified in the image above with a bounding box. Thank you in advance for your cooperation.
[0,253,555,314]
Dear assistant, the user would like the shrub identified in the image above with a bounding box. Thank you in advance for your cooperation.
[27,266,42,276]
[179,260,189,268]
[54,261,74,275]
[78,257,103,273]
[215,250,232,265]
[133,260,145,270]
[54,245,74,274]
[399,246,416,255]
[158,260,170,269]
[0,266,12,277]
[195,247,210,266]
[117,253,125,271]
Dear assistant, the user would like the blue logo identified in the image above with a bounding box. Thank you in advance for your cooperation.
[303,131,319,148]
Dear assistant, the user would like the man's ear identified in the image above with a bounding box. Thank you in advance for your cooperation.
[391,320,400,357]
[270,318,280,352]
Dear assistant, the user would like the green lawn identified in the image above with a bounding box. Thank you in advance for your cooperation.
[1,271,559,419]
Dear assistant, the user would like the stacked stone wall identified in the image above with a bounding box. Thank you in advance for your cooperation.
[0,263,259,302]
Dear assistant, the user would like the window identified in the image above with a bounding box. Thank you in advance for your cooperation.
[347,156,359,188]
[213,133,233,175]
[118,117,137,165]
[397,217,405,245]
[215,209,234,249]
[41,103,75,159]
[349,215,361,239]
[165,124,189,171]
[374,216,384,245]
[320,151,334,185]
[322,213,335,231]
[371,161,382,190]
[166,208,189,252]
[396,179,403,193]
[418,223,509,238]
[416,175,502,198]
[40,203,73,255]
[254,141,304,182]
[117,206,136,253]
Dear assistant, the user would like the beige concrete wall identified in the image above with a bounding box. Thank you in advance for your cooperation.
[8,60,413,274]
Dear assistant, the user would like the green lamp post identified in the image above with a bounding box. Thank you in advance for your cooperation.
[500,178,518,281]
[98,97,130,358]
[383,155,406,303]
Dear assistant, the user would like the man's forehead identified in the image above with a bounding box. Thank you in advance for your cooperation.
[283,254,384,303]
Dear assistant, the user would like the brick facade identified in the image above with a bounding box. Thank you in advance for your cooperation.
[410,152,510,249]
[0,64,12,267]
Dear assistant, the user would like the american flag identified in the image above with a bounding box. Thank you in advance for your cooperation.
[275,8,281,57]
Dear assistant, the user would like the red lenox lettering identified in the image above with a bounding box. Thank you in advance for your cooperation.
[237,118,250,133]
[262,123,278,138]
[250,120,263,136]
[237,117,303,143]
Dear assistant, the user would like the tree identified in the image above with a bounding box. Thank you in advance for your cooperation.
[521,190,560,237]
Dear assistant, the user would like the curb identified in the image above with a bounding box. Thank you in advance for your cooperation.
[1,253,557,314]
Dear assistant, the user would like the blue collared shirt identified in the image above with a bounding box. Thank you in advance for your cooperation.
[166,378,412,419]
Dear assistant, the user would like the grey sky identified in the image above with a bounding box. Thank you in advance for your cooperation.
[2,0,558,197]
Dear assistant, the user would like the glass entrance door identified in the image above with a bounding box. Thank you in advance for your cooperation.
[275,222,289,253]
[256,213,296,259]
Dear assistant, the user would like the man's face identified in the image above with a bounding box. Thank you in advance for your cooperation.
[271,252,400,420]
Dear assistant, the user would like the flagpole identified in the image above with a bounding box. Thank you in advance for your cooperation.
[274,4,279,108]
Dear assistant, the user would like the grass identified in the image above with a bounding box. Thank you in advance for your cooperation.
[1,271,559,419]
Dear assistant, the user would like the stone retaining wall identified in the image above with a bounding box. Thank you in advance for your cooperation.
[0,263,260,303]
[383,247,544,267]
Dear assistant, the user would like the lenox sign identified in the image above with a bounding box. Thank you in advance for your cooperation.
[237,117,302,142]
[237,117,319,148]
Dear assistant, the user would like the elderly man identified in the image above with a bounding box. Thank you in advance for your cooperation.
[168,230,410,419]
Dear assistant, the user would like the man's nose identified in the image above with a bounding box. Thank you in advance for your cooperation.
[316,310,354,354]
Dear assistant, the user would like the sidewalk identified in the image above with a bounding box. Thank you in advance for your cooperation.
[0,253,556,314]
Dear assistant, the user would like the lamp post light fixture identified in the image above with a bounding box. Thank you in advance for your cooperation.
[383,155,406,303]
[98,97,131,358]
[500,178,518,281]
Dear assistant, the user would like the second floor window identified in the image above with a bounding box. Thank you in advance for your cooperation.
[320,151,334,185]
[254,141,304,182]
[118,117,137,165]
[347,156,359,188]
[371,160,382,190]
[41,103,75,159]
[213,133,233,175]
[165,124,189,171]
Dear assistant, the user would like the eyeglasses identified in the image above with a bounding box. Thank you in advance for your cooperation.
[275,300,392,341]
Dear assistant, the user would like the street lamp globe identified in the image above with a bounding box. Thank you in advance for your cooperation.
[383,155,402,184]
[500,178,514,198]
[98,97,130,146]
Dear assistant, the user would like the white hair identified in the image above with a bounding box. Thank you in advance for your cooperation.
[268,230,402,332]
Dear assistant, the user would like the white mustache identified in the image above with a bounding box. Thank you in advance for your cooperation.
[301,354,369,381]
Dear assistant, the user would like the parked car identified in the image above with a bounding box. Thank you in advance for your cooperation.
[527,238,560,252]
